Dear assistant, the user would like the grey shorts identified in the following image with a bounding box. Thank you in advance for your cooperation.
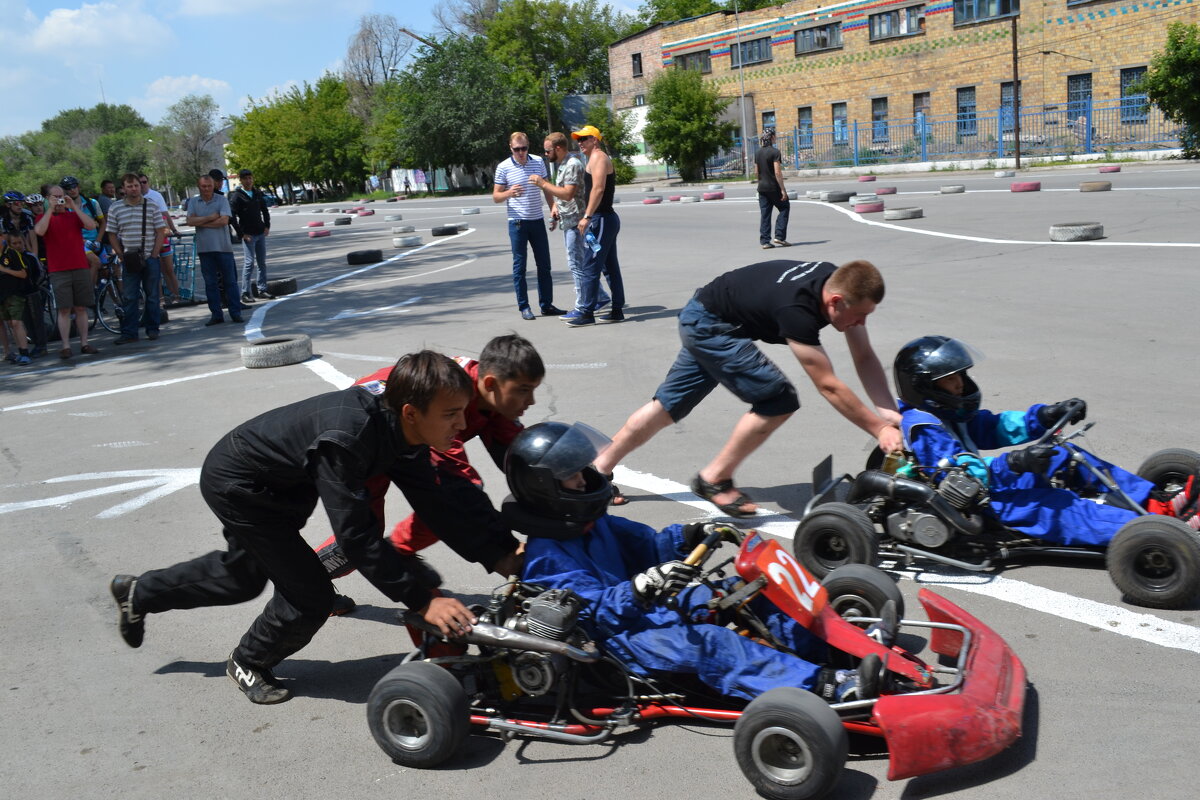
[51,267,94,309]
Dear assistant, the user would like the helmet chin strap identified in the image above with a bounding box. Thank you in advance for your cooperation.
[501,497,594,541]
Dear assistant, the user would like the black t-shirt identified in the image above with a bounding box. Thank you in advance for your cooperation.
[755,145,781,193]
[696,260,835,345]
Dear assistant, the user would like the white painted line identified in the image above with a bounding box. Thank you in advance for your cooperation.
[322,352,396,363]
[330,296,422,320]
[545,362,609,370]
[304,359,355,389]
[1,367,245,412]
[0,468,201,518]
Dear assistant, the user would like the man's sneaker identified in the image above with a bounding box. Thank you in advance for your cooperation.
[564,313,595,327]
[330,593,357,616]
[110,574,144,648]
[561,309,585,322]
[772,239,791,247]
[814,653,884,703]
[595,298,612,312]
[598,310,625,324]
[541,305,567,316]
[864,599,898,647]
[14,354,31,366]
[227,652,292,704]
[240,293,256,305]
[760,242,774,250]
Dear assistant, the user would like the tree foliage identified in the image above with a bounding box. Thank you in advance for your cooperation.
[643,67,734,181]
[581,100,639,184]
[344,13,412,122]
[152,94,222,195]
[433,0,502,35]
[1137,22,1200,158]
[636,0,778,26]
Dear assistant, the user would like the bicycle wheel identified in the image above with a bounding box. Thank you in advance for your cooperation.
[96,280,124,334]
[41,286,59,343]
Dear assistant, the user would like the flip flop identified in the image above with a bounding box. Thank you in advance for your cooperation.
[691,473,756,517]
[603,472,629,506]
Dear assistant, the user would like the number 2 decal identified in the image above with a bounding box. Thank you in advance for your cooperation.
[767,550,822,612]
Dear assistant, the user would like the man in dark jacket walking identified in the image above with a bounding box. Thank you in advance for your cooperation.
[228,168,272,303]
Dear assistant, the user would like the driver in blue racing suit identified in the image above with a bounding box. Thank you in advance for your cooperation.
[507,421,882,703]
[894,335,1156,547]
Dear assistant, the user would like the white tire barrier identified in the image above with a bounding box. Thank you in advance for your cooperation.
[940,185,965,194]
[884,207,923,220]
[641,186,656,192]
[1080,181,1112,192]
[994,170,1016,178]
[285,208,299,214]
[392,225,415,233]
[707,184,723,190]
[1049,221,1104,242]
[242,335,312,369]
[787,191,799,200]
[1011,181,1041,192]
[806,190,821,199]
[385,214,402,221]
[680,196,700,203]
[308,229,331,238]
[394,235,422,247]
[460,207,480,215]
[702,191,724,200]
[849,194,878,204]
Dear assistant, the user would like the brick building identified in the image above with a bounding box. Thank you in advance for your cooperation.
[609,0,1199,156]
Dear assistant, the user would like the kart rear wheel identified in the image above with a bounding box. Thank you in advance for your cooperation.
[793,503,878,579]
[1136,448,1200,497]
[1106,516,1200,609]
[820,564,905,621]
[734,687,847,800]
[367,661,469,767]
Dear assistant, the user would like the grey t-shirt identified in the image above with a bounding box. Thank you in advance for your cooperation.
[187,194,233,253]
[554,154,585,227]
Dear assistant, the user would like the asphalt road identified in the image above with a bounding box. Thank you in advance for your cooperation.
[3,161,1199,800]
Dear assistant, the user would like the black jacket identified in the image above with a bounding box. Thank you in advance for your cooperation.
[228,186,271,236]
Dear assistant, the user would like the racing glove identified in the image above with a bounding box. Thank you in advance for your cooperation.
[631,560,698,603]
[682,522,743,551]
[1037,398,1087,428]
[1007,443,1057,475]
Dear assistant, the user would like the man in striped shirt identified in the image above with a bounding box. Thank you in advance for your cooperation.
[492,131,565,321]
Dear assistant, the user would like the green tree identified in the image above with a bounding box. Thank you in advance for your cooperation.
[581,100,639,184]
[643,67,735,181]
[153,94,222,195]
[1136,22,1200,158]
[637,0,777,26]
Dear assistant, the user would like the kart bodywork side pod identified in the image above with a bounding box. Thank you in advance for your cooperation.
[873,589,1027,781]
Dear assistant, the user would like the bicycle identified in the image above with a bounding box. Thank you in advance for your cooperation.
[94,257,124,334]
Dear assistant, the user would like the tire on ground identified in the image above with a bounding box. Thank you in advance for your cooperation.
[1049,222,1104,242]
[1011,181,1041,192]
[1079,181,1112,192]
[884,207,923,220]
[333,217,352,226]
[307,230,331,238]
[734,687,847,800]
[1106,516,1200,609]
[393,225,415,233]
[857,175,876,182]
[702,191,724,200]
[1099,165,1122,173]
[347,249,383,265]
[385,214,403,221]
[994,170,1016,178]
[305,221,324,227]
[267,277,298,295]
[643,196,663,204]
[394,235,422,247]
[821,190,853,202]
[367,661,470,768]
[241,334,311,369]
[940,184,965,194]
[875,186,897,195]
[460,207,480,215]
[855,201,885,213]
[432,225,458,236]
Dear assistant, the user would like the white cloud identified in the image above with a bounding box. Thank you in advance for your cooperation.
[178,0,363,17]
[26,3,174,66]
[132,74,234,123]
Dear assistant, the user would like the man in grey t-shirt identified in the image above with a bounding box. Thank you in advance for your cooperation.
[186,174,243,326]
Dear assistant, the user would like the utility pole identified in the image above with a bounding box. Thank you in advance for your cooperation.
[733,0,750,179]
[1011,16,1021,169]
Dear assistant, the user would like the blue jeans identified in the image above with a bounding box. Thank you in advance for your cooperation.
[199,251,243,320]
[241,233,268,292]
[563,226,609,310]
[120,256,161,339]
[507,219,554,312]
[758,191,790,245]
[576,212,624,314]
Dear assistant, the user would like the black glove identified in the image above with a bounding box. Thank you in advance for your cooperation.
[1007,443,1057,475]
[682,522,742,551]
[1037,398,1087,428]
[631,560,698,603]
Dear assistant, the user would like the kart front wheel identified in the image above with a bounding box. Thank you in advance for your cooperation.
[1106,516,1200,609]
[734,687,847,800]
[793,503,878,579]
[820,563,905,622]
[366,661,469,767]
[1136,448,1200,497]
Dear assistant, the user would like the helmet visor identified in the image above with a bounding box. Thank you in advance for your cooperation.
[531,422,612,479]
[920,338,984,381]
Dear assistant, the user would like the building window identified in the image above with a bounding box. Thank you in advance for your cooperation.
[912,92,931,137]
[871,98,889,143]
[832,102,848,145]
[676,50,711,74]
[731,36,773,68]
[1067,72,1093,121]
[797,107,813,149]
[632,52,643,78]
[870,5,924,41]
[953,0,1018,25]
[634,94,646,107]
[796,23,842,54]
[956,87,977,136]
[1120,67,1148,124]
[1000,80,1021,132]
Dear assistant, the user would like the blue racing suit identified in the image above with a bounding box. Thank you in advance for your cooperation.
[900,401,1153,546]
[521,515,827,701]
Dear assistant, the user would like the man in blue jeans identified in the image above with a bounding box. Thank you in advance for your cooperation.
[187,174,243,326]
[106,173,166,344]
[564,125,625,327]
[492,131,564,321]
[229,168,273,304]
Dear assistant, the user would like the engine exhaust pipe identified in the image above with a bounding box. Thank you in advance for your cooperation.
[848,470,983,536]
[403,613,601,663]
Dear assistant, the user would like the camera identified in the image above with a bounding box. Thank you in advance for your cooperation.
[56,197,66,205]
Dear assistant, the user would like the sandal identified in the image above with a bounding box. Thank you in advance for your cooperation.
[691,473,756,518]
[602,472,629,506]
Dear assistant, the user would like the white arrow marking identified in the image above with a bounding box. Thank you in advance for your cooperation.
[330,296,422,320]
[0,469,201,519]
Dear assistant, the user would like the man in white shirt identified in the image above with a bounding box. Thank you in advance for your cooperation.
[137,174,183,303]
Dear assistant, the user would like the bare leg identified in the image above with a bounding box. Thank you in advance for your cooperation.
[697,411,793,513]
[160,253,180,297]
[57,308,74,351]
[593,399,675,476]
[73,306,89,348]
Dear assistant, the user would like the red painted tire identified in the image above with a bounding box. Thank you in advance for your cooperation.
[1011,181,1041,192]
[643,197,663,205]
[351,206,366,212]
[1099,165,1121,173]
[305,221,325,227]
[854,201,885,213]
[308,229,332,238]
[668,195,682,202]
[357,209,375,216]
[875,186,896,195]
[857,175,876,182]
[702,191,725,200]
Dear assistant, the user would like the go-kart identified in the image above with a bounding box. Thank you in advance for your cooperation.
[794,411,1200,609]
[366,524,1027,800]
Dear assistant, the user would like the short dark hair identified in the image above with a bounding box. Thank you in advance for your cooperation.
[478,334,545,382]
[830,260,885,305]
[120,172,140,187]
[238,168,253,177]
[383,350,473,414]
[100,179,114,189]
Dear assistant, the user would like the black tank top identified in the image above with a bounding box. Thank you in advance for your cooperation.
[583,166,615,215]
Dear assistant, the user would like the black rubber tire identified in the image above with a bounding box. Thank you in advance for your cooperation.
[1135,448,1200,497]
[431,225,458,237]
[240,334,312,369]
[793,502,878,578]
[821,564,905,621]
[266,277,298,296]
[346,249,383,265]
[1106,516,1200,608]
[367,661,469,768]
[733,687,847,800]
[333,217,352,226]
[96,282,124,334]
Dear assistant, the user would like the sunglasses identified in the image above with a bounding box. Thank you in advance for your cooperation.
[511,146,528,152]
[576,135,595,143]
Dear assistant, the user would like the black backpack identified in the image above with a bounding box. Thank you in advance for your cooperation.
[0,246,41,298]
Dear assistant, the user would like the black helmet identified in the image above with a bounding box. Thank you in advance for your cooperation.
[893,335,981,421]
[503,422,612,539]
[60,176,80,190]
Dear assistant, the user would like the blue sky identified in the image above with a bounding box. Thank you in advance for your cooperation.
[0,0,444,137]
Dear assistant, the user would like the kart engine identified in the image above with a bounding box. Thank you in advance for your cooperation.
[884,473,985,549]
[503,588,588,697]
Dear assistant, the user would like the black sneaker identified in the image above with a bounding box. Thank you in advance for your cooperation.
[240,293,256,305]
[330,593,357,616]
[226,652,292,704]
[110,574,144,648]
[598,309,625,324]
[258,289,275,300]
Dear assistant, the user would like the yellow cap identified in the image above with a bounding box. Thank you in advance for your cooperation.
[571,125,603,141]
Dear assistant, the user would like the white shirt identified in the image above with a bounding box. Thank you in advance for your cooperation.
[494,155,548,221]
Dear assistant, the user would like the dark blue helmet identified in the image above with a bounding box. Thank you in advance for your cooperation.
[894,335,981,421]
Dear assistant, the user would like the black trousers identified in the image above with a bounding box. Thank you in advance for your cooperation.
[134,434,335,669]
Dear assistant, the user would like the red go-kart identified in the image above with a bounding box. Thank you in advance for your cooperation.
[366,524,1028,800]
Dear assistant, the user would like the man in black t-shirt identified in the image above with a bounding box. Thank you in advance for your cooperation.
[754,130,790,249]
[592,259,903,516]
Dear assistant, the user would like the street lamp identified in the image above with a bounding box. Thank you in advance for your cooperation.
[732,0,750,179]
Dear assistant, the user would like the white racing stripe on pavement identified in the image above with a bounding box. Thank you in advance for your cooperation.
[304,359,354,389]
[1,367,245,412]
